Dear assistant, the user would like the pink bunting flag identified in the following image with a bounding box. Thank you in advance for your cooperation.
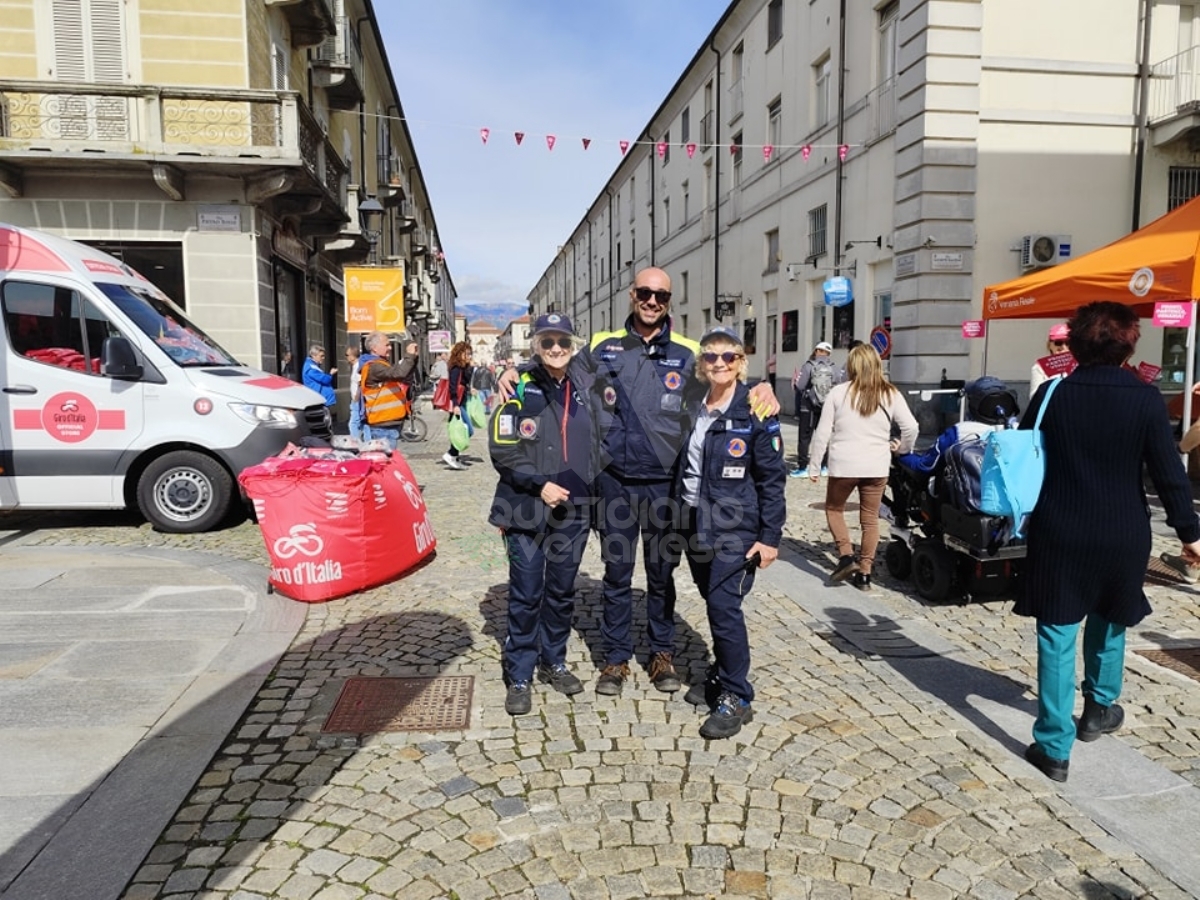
[514,132,524,146]
[801,144,812,161]
[619,140,629,156]
[763,145,774,162]
[479,127,490,144]
[729,144,738,155]
[546,135,556,151]
[838,144,849,161]
[657,141,667,159]
[686,143,696,158]
[582,138,591,150]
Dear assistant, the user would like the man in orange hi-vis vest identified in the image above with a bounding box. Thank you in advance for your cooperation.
[359,331,419,450]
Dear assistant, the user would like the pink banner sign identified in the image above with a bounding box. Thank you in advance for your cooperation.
[1036,353,1077,378]
[1152,301,1193,328]
[961,320,986,339]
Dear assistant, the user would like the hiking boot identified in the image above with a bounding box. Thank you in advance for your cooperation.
[504,681,532,716]
[538,662,583,696]
[699,691,754,739]
[1076,696,1124,742]
[684,665,719,709]
[442,452,464,470]
[830,555,857,582]
[851,571,872,591]
[1024,742,1069,782]
[1159,552,1200,584]
[648,651,682,692]
[595,662,630,696]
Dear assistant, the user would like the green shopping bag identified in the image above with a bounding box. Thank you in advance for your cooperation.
[447,414,471,452]
[466,394,487,428]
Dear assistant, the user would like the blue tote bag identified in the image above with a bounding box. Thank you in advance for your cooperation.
[978,377,1062,538]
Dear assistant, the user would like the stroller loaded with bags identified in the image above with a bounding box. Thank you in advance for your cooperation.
[883,377,1027,603]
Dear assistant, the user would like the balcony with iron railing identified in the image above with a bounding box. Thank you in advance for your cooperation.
[263,0,335,47]
[1148,46,1200,146]
[311,16,364,109]
[0,79,348,226]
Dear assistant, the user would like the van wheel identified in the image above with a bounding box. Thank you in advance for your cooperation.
[137,451,233,533]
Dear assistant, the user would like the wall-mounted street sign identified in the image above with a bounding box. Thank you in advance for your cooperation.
[869,325,891,360]
[715,298,737,321]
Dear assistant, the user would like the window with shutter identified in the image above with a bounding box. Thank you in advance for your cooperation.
[49,0,128,140]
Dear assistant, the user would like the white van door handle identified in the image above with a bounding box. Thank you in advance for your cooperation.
[3,385,37,394]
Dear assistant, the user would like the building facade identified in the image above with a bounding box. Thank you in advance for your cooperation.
[0,0,453,414]
[529,0,1198,422]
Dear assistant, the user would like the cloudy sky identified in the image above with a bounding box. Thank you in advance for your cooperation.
[378,0,732,309]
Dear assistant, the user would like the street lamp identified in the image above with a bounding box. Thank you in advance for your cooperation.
[359,196,384,264]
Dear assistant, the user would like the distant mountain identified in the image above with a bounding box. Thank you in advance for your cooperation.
[456,302,527,331]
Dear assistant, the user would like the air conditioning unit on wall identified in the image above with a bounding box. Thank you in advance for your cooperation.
[1020,234,1072,270]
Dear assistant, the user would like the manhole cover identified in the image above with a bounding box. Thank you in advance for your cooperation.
[1134,647,1200,682]
[323,675,474,733]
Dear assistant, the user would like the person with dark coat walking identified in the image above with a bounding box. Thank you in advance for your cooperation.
[1017,301,1200,783]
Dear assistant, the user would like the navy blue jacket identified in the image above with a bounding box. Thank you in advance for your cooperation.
[571,315,703,481]
[675,382,787,548]
[488,366,596,533]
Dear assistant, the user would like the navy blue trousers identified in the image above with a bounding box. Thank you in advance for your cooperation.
[679,506,755,702]
[502,502,591,684]
[596,471,678,665]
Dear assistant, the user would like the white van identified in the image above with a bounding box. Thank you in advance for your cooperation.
[0,223,332,532]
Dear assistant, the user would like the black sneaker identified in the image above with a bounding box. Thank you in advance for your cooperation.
[851,571,871,591]
[538,662,583,695]
[830,555,857,582]
[648,651,682,692]
[1024,742,1069,782]
[504,681,532,715]
[595,662,630,696]
[684,666,719,708]
[699,692,753,739]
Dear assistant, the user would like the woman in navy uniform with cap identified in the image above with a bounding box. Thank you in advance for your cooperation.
[677,325,787,739]
[488,313,596,715]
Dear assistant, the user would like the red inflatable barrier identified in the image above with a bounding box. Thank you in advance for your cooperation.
[238,450,436,602]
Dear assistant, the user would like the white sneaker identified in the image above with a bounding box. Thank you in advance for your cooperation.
[442,452,464,470]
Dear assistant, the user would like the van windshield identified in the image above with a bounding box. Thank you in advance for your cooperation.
[97,282,238,367]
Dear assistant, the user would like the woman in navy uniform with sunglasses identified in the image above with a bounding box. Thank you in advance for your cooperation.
[488,314,596,716]
[676,326,787,739]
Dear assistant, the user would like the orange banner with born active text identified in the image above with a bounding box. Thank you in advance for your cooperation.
[344,265,405,333]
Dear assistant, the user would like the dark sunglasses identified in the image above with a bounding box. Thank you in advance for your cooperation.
[539,336,573,350]
[1051,340,1068,348]
[633,286,672,304]
[701,351,744,365]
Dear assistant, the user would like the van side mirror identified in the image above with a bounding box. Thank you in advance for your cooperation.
[101,336,143,380]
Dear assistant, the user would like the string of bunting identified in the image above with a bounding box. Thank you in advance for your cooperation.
[481,126,851,161]
[368,112,855,162]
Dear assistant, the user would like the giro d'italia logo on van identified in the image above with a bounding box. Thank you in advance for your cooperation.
[42,392,98,443]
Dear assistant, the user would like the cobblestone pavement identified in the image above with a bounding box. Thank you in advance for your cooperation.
[6,425,1200,899]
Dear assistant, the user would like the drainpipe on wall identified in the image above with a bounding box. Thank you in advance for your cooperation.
[355,16,373,190]
[709,40,722,309]
[832,0,847,283]
[649,132,657,267]
[1131,0,1153,232]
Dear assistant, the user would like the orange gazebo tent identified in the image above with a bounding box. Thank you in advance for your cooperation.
[983,195,1200,321]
